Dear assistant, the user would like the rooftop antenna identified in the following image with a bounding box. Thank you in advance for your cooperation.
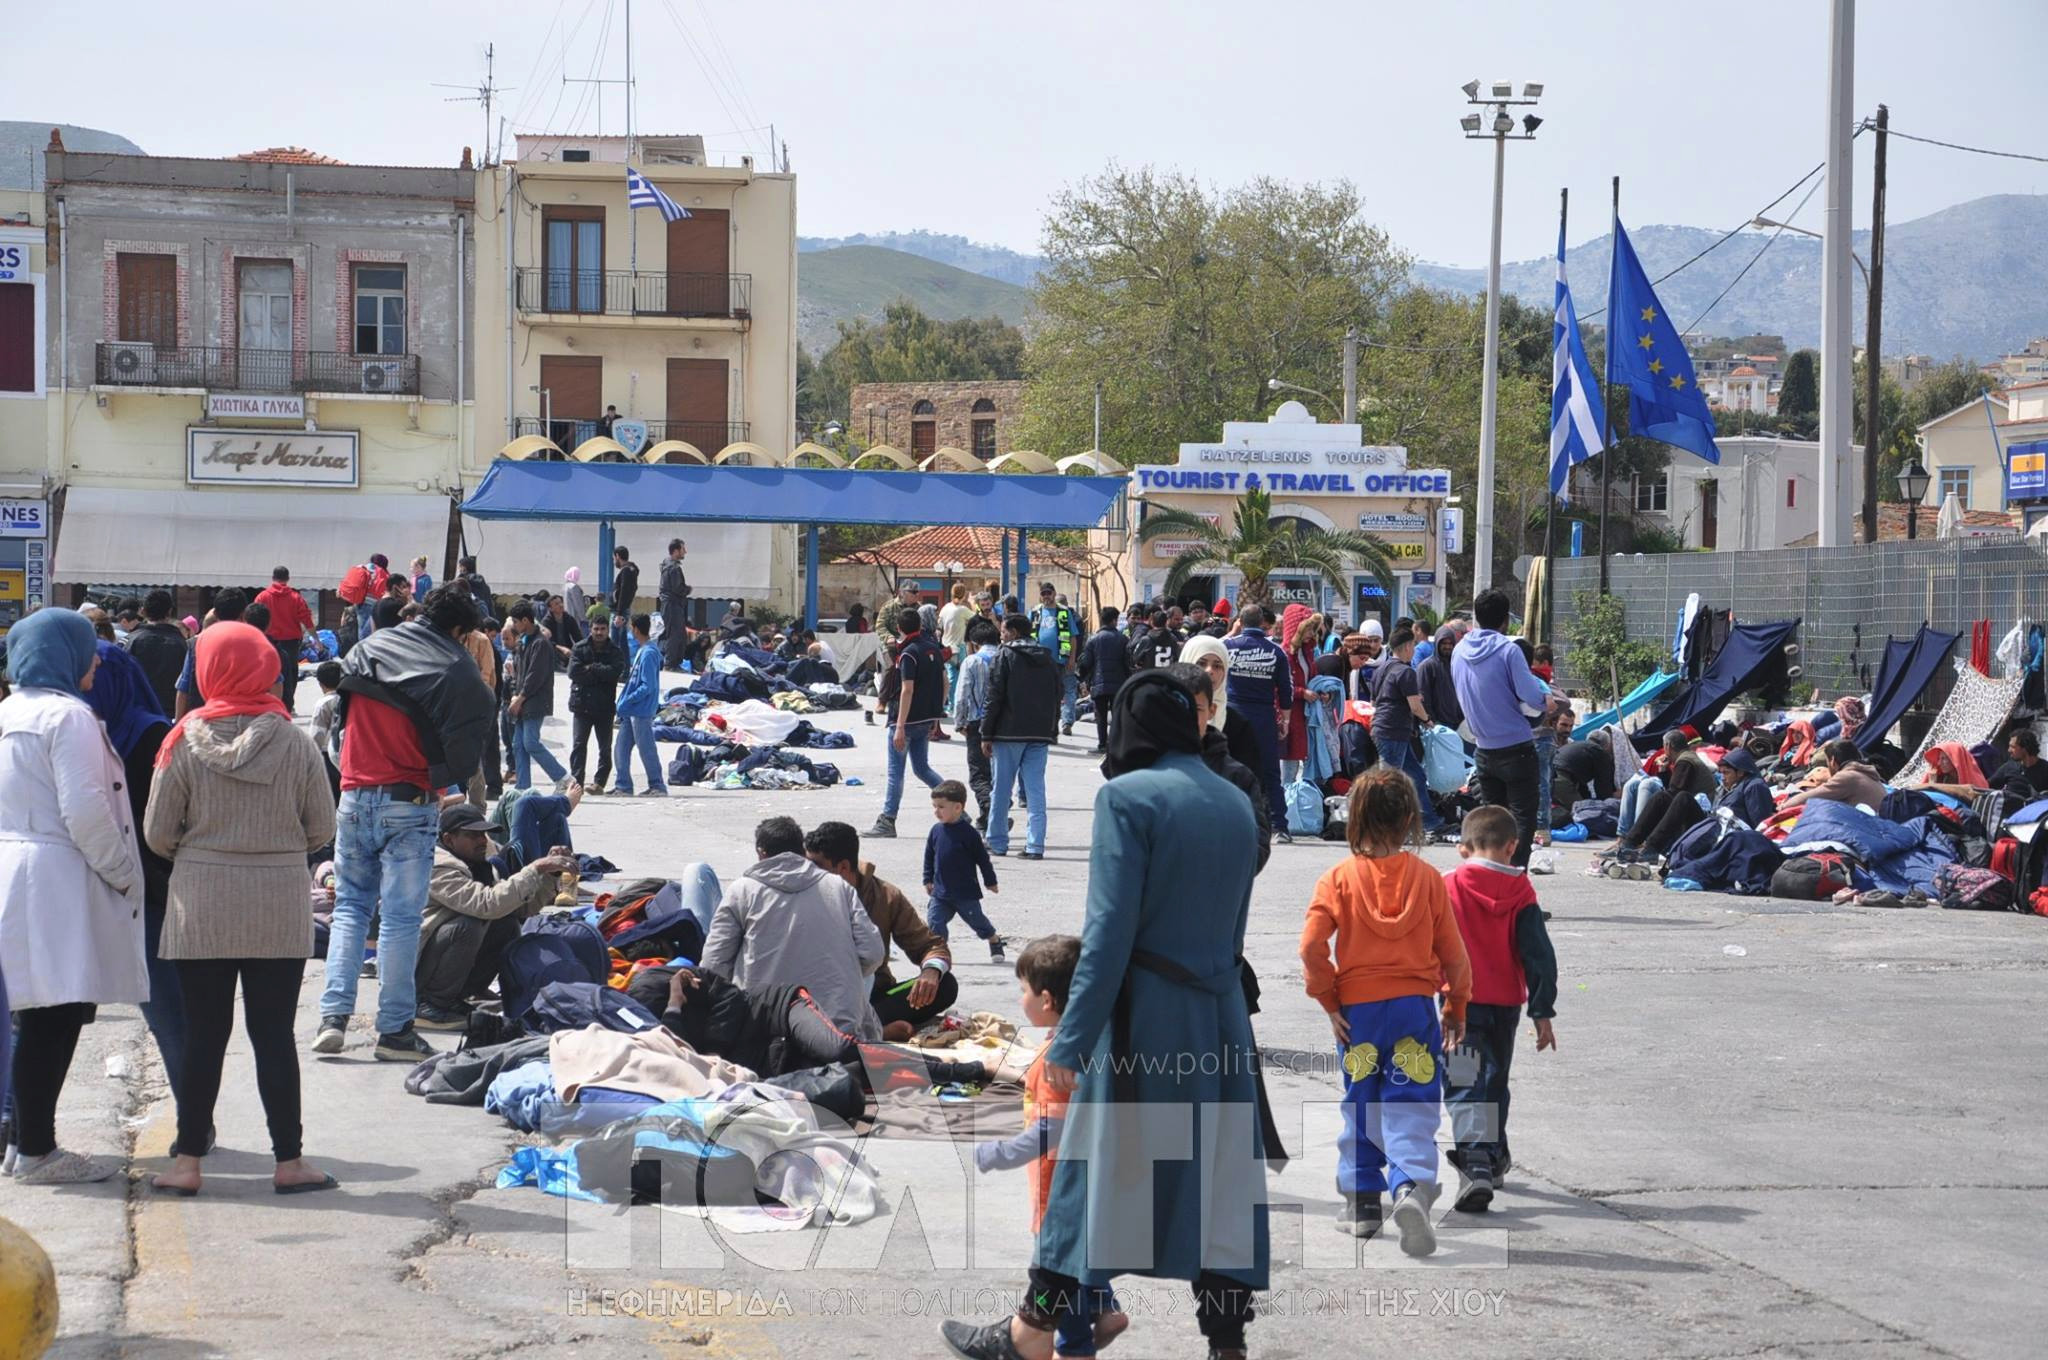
[436,43,513,163]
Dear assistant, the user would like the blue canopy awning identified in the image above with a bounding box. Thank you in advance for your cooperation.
[459,460,1125,530]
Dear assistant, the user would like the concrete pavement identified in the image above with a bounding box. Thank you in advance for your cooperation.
[3,690,2043,1359]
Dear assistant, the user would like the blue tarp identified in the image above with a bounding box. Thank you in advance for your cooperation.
[461,460,1127,530]
[1852,626,1958,755]
[1573,669,1682,740]
[1633,620,1800,752]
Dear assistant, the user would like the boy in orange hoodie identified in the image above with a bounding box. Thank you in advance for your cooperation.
[1301,767,1472,1257]
[1442,806,1558,1214]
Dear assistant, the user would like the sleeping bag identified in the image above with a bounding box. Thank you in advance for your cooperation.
[1664,812,1785,895]
[1777,800,1958,896]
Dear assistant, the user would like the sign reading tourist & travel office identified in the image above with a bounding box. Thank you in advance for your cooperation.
[186,427,360,488]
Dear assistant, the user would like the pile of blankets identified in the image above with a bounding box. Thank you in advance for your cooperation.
[650,696,857,790]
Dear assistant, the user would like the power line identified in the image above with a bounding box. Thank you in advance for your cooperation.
[1681,171,1826,336]
[1877,124,2048,165]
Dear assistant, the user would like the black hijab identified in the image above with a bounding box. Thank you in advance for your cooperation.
[1100,670,1203,778]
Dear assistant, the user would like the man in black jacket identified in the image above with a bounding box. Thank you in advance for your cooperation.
[1126,605,1181,674]
[1077,606,1132,753]
[657,538,692,669]
[125,588,188,716]
[1551,728,1615,807]
[610,544,640,621]
[566,612,627,791]
[1417,622,1465,730]
[982,613,1060,858]
[457,556,496,624]
[505,600,570,791]
[318,584,497,1062]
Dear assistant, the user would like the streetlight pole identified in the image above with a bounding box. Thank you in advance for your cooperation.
[1818,0,1857,548]
[1267,377,1338,415]
[1462,80,1543,596]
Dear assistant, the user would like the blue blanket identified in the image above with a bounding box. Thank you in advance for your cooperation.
[1780,800,1958,895]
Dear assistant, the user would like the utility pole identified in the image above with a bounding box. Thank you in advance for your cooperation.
[1093,381,1102,451]
[1599,176,1618,594]
[1474,128,1508,595]
[1818,0,1857,547]
[1342,326,1358,424]
[1862,102,1888,545]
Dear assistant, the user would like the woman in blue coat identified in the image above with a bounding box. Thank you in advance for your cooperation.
[941,670,1269,1360]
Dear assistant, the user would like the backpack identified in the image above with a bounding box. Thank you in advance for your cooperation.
[522,981,661,1035]
[1572,798,1621,839]
[1322,794,1350,842]
[498,917,609,1022]
[1990,838,2021,882]
[1285,779,1325,836]
[1933,863,2017,912]
[1770,852,1854,900]
[599,882,707,964]
[1338,720,1376,778]
[338,563,373,605]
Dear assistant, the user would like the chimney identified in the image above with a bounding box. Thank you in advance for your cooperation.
[46,128,64,152]
[460,145,473,170]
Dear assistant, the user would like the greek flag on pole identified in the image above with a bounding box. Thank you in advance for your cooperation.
[1551,220,1605,500]
[626,166,690,222]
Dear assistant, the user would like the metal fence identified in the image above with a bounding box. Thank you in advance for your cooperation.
[1553,536,2048,702]
[513,268,751,319]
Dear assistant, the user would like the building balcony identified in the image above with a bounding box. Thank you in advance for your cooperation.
[95,343,421,396]
[514,268,751,321]
[514,415,751,453]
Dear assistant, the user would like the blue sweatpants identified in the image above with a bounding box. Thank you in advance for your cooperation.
[1241,704,1287,828]
[1335,994,1445,1195]
[926,893,998,943]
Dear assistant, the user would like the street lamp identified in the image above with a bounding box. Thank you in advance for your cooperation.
[1267,376,1337,414]
[1752,217,1868,287]
[1461,77,1543,595]
[1897,460,1930,540]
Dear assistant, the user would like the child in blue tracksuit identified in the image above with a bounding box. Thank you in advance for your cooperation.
[611,612,668,795]
[923,780,1003,959]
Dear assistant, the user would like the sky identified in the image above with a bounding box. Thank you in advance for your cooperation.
[8,0,2046,268]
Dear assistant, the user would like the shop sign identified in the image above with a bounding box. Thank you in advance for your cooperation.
[0,572,21,600]
[206,393,305,420]
[0,243,26,281]
[1440,506,1465,555]
[187,428,360,488]
[2009,441,2048,500]
[1136,465,1450,497]
[1360,512,1428,533]
[24,537,44,607]
[1387,542,1426,559]
[1268,576,1320,607]
[0,499,47,537]
[1410,570,1437,585]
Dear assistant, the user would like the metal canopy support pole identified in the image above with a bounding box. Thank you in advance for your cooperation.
[1017,531,1030,606]
[1000,531,1011,602]
[597,520,615,598]
[803,525,819,630]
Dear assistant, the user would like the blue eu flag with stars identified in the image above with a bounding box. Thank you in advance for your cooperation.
[1606,218,1721,466]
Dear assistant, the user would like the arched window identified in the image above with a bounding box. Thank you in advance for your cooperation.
[970,397,996,414]
[911,398,936,415]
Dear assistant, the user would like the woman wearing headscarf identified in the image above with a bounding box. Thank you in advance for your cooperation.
[143,622,337,1196]
[1180,632,1262,775]
[0,608,148,1184]
[82,640,190,1126]
[1833,696,1867,746]
[1277,604,1316,781]
[1167,661,1272,873]
[943,669,1268,1360]
[1916,741,1991,800]
[563,566,588,625]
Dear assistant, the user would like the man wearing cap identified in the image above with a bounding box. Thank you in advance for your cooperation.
[1031,581,1080,735]
[414,803,577,1030]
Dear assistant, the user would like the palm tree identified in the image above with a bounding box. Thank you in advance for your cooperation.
[1136,485,1397,611]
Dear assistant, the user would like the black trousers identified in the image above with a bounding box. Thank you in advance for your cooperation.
[1021,1266,1254,1351]
[1092,696,1111,751]
[175,958,307,1163]
[570,712,615,788]
[481,710,504,795]
[869,968,960,1031]
[415,911,523,1013]
[11,1003,94,1158]
[274,638,303,713]
[1474,740,1541,867]
[1446,1001,1520,1176]
[1623,788,1710,855]
[963,720,994,825]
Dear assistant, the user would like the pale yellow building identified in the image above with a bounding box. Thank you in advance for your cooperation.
[470,134,799,609]
[0,180,49,628]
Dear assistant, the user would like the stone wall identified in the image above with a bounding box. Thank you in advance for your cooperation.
[848,379,1027,457]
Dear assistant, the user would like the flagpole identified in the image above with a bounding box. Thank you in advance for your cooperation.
[1599,174,1619,594]
[626,0,637,293]
[1544,186,1565,644]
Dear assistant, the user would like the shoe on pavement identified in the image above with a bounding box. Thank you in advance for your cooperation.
[13,1149,120,1184]
[415,1003,471,1032]
[938,1319,1027,1360]
[310,1016,348,1054]
[867,815,897,839]
[1454,1167,1496,1213]
[1336,1189,1383,1238]
[1061,722,1074,736]
[1391,1183,1438,1257]
[988,935,1008,961]
[1019,849,1043,861]
[374,1026,435,1063]
[638,788,667,798]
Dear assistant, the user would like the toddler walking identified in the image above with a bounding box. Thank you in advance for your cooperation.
[925,780,1004,959]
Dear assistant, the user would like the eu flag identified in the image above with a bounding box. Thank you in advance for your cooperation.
[1605,218,1721,466]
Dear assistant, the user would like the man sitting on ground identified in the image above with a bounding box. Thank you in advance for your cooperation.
[700,816,885,1039]
[1778,739,1888,813]
[1551,728,1616,807]
[414,803,576,1030]
[802,821,957,1040]
[786,642,842,688]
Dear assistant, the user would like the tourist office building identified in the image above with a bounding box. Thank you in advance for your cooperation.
[1130,403,1461,627]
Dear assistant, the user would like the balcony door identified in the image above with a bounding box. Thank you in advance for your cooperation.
[237,261,294,390]
[540,354,603,451]
[666,357,729,451]
[543,207,605,313]
[665,208,729,316]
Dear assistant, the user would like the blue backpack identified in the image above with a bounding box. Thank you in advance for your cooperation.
[499,917,609,1022]
[1285,779,1325,836]
[522,981,660,1036]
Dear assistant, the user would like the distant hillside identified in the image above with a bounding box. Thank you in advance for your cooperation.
[798,230,1044,287]
[1409,193,2048,363]
[0,121,145,189]
[797,245,1034,353]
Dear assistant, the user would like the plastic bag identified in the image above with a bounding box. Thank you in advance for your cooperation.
[1664,876,1703,892]
[1551,822,1589,843]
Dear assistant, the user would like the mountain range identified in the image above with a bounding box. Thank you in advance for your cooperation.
[798,195,2048,363]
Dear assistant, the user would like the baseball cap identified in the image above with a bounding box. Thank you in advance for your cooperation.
[439,802,492,836]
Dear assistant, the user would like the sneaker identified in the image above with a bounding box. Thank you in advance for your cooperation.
[13,1148,120,1185]
[374,1027,435,1062]
[1602,861,1630,880]
[611,787,634,796]
[1336,1189,1383,1239]
[584,784,607,796]
[310,1016,348,1055]
[1390,1183,1438,1257]
[1454,1167,1496,1213]
[638,788,667,798]
[867,815,897,839]
[1627,862,1656,881]
[1019,849,1043,861]
[1277,829,1295,845]
[988,935,1008,961]
[415,1003,471,1032]
[360,956,378,979]
[1061,722,1074,736]
[938,1319,1027,1360]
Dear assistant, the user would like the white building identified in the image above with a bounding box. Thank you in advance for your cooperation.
[1632,436,1866,552]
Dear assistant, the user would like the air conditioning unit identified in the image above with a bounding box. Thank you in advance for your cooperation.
[359,360,402,394]
[107,341,156,384]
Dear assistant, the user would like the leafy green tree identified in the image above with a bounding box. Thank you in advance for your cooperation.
[1852,359,1918,489]
[1777,348,1820,435]
[1907,361,1998,429]
[1136,485,1394,610]
[797,302,1024,429]
[1560,591,1667,706]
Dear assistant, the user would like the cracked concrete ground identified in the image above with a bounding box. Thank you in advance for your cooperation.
[2,683,2043,1358]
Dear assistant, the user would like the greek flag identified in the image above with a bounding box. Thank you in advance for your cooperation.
[626,166,690,222]
[1551,220,1605,501]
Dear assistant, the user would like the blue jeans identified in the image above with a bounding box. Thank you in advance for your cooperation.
[503,793,573,871]
[675,863,721,937]
[1533,729,1556,834]
[321,788,439,1036]
[883,722,942,818]
[1336,994,1444,1195]
[1381,738,1443,831]
[1617,774,1664,836]
[926,893,998,943]
[1060,667,1078,726]
[1446,1001,1519,1177]
[610,712,667,793]
[355,602,376,639]
[512,713,567,789]
[988,740,1048,854]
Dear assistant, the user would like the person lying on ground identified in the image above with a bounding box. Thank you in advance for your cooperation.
[1776,739,1888,813]
[414,801,576,1031]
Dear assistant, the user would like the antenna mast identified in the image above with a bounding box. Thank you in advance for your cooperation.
[436,43,511,163]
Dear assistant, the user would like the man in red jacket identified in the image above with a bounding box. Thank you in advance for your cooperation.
[255,565,318,712]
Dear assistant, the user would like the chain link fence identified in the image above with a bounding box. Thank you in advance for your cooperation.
[1553,536,2048,704]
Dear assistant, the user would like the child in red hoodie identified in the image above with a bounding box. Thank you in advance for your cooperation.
[1301,767,1472,1256]
[1442,805,1559,1214]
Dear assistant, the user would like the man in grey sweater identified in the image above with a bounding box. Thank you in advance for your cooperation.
[699,817,885,1039]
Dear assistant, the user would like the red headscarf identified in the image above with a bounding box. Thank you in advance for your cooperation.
[1925,741,1987,789]
[155,621,291,768]
[1212,597,1232,618]
[1279,602,1311,651]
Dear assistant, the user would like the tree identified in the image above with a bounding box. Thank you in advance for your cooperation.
[1777,348,1820,435]
[797,302,1025,429]
[1560,591,1667,707]
[1136,485,1395,611]
[1907,361,1998,429]
[1852,359,1917,490]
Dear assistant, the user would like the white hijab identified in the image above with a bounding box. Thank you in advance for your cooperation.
[1179,633,1231,732]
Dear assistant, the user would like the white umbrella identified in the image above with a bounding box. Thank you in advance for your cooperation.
[1935,491,1963,539]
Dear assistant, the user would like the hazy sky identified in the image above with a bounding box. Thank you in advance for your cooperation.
[10,0,2045,266]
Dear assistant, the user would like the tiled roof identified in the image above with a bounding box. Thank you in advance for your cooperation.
[834,523,1090,569]
[1789,503,2019,545]
[232,146,342,165]
[1728,365,1760,377]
